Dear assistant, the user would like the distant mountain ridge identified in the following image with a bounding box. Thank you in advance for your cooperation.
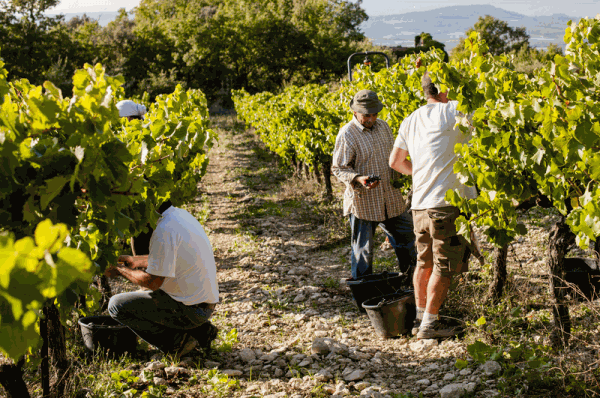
[49,5,578,52]
[360,4,577,51]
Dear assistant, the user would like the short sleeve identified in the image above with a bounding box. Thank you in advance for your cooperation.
[146,230,179,278]
[394,119,409,150]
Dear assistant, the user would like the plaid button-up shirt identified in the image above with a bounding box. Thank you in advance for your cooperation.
[332,117,408,222]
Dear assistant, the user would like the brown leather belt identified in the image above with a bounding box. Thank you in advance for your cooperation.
[195,302,216,310]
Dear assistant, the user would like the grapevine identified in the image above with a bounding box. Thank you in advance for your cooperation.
[0,54,215,371]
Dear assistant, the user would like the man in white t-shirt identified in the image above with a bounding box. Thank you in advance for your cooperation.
[389,72,477,340]
[105,201,219,357]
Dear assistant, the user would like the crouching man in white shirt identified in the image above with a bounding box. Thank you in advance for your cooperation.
[104,201,219,357]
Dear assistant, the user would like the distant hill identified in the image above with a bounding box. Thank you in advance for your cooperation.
[49,5,577,53]
[361,4,576,52]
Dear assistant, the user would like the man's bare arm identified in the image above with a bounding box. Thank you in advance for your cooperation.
[389,147,413,175]
[118,255,149,269]
[104,264,165,291]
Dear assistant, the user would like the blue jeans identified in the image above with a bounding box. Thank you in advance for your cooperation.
[349,211,417,279]
[108,289,214,353]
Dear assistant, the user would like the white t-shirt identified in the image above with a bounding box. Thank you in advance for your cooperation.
[147,207,219,305]
[394,101,477,210]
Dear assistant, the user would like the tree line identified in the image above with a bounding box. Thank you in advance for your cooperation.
[0,0,375,106]
[1,0,565,110]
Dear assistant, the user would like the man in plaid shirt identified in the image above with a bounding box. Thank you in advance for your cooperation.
[332,89,416,280]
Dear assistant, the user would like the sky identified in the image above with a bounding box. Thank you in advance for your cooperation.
[48,0,600,18]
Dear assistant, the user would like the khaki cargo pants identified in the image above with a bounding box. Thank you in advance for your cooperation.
[412,206,469,277]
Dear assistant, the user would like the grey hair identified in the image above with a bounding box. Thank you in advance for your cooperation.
[421,72,439,99]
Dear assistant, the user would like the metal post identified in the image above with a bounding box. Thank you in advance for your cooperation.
[347,51,390,81]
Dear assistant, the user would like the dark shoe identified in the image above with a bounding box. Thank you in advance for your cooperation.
[191,322,219,351]
[411,318,421,336]
[416,319,461,340]
[175,333,198,359]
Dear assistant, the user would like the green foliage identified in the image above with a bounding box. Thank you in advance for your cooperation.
[0,58,215,364]
[131,0,369,103]
[204,369,240,397]
[4,0,371,103]
[235,16,600,250]
[455,305,560,396]
[393,33,449,62]
[76,355,168,398]
[465,337,554,395]
[233,50,449,194]
[0,220,93,358]
[109,369,140,394]
[215,328,239,352]
[0,0,96,96]
[434,17,600,249]
[233,83,343,171]
[391,393,422,398]
[106,369,167,398]
[323,277,340,289]
[509,44,563,75]
[77,285,102,317]
[451,15,530,61]
[467,340,504,363]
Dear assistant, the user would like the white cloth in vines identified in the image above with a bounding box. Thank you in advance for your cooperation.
[332,116,408,222]
[147,207,219,305]
[394,101,477,210]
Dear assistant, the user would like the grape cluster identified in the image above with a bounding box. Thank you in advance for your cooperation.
[365,174,381,184]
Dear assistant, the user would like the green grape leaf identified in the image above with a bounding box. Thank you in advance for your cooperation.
[54,248,93,295]
[455,359,469,370]
[41,176,69,210]
[34,219,66,252]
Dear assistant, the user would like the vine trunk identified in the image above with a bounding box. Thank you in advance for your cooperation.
[548,218,576,349]
[486,243,509,303]
[0,357,30,398]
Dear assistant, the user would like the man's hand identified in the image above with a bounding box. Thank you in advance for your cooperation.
[416,57,422,68]
[118,254,149,269]
[104,261,164,290]
[104,265,121,279]
[118,255,134,267]
[355,175,380,190]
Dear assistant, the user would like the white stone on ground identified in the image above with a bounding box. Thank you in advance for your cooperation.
[480,360,502,375]
[164,366,188,378]
[440,383,466,398]
[409,339,438,353]
[144,361,165,371]
[344,369,368,381]
[222,369,243,376]
[238,348,256,363]
[354,381,370,391]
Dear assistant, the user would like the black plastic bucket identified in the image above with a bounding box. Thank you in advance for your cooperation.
[362,290,416,338]
[564,257,600,299]
[78,315,138,356]
[346,272,408,313]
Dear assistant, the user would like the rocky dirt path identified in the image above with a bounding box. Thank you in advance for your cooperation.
[173,116,503,398]
[108,116,600,398]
